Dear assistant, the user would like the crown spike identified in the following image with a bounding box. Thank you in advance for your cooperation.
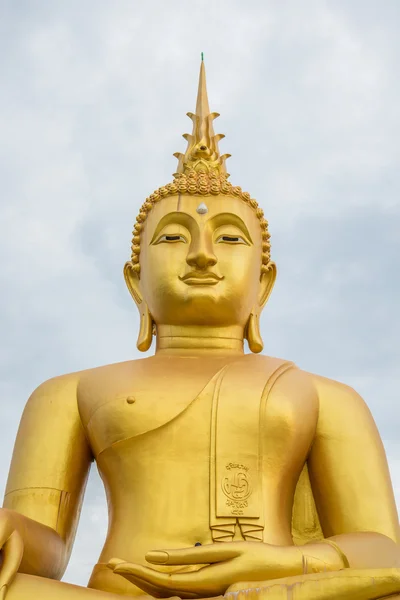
[173,59,230,177]
[196,60,211,119]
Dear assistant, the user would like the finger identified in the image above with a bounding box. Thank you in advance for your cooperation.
[107,557,127,570]
[121,574,178,599]
[107,559,198,597]
[114,571,201,599]
[146,544,240,565]
[113,562,225,597]
[113,563,172,582]
[109,563,162,597]
[0,530,24,590]
[170,564,206,574]
[111,565,200,599]
[107,558,202,579]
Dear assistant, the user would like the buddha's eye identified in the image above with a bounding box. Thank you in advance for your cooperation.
[156,234,187,244]
[216,235,248,245]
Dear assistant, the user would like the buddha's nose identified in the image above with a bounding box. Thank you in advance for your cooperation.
[186,240,217,269]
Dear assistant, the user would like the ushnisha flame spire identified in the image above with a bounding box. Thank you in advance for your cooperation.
[173,58,231,176]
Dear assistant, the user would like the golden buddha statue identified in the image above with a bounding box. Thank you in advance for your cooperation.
[1,59,400,600]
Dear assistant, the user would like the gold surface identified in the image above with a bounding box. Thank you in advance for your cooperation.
[1,60,400,600]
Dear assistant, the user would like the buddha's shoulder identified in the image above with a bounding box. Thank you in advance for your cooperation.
[29,358,149,404]
[298,368,370,424]
[259,355,368,414]
[305,370,364,404]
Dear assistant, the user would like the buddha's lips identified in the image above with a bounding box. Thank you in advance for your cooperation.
[179,272,224,285]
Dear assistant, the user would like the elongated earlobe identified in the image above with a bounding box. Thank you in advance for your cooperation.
[124,261,154,352]
[137,304,153,352]
[245,262,277,353]
[246,312,263,354]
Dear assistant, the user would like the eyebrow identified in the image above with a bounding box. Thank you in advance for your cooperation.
[209,213,253,243]
[150,212,195,244]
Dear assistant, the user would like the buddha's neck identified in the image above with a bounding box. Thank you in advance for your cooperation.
[155,324,245,357]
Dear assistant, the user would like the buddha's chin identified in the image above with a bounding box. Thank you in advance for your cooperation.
[183,285,228,311]
[148,282,250,327]
[161,289,246,327]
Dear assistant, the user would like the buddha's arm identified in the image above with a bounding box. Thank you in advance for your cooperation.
[307,374,400,568]
[2,373,92,580]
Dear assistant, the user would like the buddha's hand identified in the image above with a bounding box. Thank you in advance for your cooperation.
[108,542,302,598]
[0,509,24,599]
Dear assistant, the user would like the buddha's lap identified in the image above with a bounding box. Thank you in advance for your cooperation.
[6,569,400,600]
[226,568,400,600]
[6,573,137,600]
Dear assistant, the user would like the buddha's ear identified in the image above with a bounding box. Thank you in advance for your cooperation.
[124,261,142,306]
[123,262,153,352]
[245,262,277,354]
[258,261,277,308]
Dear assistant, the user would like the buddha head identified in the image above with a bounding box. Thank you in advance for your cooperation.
[124,61,276,353]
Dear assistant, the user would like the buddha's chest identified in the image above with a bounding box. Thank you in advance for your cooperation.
[78,359,230,457]
[77,358,313,472]
[86,388,215,457]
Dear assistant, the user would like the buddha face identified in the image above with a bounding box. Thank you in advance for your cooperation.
[128,194,275,330]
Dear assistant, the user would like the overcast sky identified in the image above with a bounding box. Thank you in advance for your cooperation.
[0,0,399,587]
